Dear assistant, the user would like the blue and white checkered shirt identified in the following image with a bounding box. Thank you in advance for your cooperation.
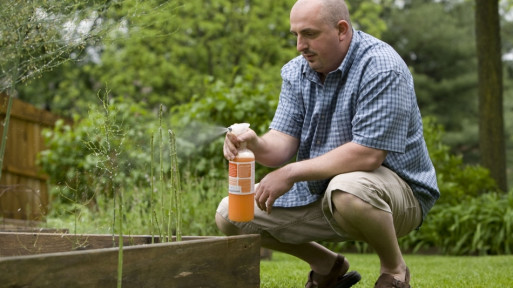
[269,30,439,219]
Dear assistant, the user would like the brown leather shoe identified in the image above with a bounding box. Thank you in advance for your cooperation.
[374,267,411,288]
[305,255,361,288]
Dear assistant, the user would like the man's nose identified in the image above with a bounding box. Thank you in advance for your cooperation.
[296,36,307,52]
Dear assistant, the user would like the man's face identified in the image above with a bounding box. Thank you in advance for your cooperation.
[290,1,343,76]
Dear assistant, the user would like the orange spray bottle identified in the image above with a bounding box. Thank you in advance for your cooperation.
[227,123,255,222]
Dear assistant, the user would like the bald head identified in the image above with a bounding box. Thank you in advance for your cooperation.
[292,0,352,29]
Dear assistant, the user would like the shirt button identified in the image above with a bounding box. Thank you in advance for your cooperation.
[316,141,321,145]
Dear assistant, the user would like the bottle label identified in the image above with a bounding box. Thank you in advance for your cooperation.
[228,160,255,195]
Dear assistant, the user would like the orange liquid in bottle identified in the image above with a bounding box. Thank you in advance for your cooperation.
[228,155,255,222]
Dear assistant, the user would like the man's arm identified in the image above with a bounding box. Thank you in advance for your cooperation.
[255,141,387,213]
[224,129,299,167]
[287,141,386,182]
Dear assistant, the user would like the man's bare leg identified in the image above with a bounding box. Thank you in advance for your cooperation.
[331,191,408,282]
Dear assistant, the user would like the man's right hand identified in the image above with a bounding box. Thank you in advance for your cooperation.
[223,128,258,160]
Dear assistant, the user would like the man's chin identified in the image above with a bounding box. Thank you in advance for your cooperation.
[307,62,318,69]
[308,63,323,73]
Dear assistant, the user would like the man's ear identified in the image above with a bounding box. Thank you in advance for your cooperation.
[337,20,350,41]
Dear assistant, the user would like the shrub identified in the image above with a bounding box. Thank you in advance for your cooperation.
[396,118,506,255]
[38,95,158,204]
[40,93,228,237]
[423,117,498,205]
[400,191,513,255]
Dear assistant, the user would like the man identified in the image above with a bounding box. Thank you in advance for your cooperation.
[216,0,439,287]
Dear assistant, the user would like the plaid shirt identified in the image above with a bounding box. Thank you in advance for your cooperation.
[269,30,439,219]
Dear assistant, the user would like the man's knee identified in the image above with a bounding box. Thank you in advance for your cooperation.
[215,197,241,236]
[330,190,395,240]
[215,212,240,236]
[332,190,372,218]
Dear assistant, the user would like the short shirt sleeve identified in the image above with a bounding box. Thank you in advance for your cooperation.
[351,70,412,153]
[270,60,305,139]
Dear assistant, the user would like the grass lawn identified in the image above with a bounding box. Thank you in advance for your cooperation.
[260,252,513,287]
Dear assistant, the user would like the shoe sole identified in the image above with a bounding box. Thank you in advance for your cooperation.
[334,271,362,288]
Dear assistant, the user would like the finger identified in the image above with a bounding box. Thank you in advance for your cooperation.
[257,194,266,211]
[256,190,267,211]
[223,143,232,160]
[265,197,275,214]
[226,132,240,147]
[254,183,263,211]
[223,143,235,160]
[223,133,239,160]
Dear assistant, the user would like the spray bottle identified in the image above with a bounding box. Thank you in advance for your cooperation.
[227,123,255,222]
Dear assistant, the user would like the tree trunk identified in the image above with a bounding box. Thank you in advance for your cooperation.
[475,0,507,192]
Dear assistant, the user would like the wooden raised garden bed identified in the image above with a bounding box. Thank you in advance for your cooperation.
[0,232,260,288]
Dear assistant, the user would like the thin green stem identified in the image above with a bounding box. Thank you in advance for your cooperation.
[168,129,182,241]
[117,187,124,288]
[0,29,21,181]
[0,96,13,181]
[153,210,161,242]
[150,135,155,244]
[158,105,165,241]
[167,130,174,242]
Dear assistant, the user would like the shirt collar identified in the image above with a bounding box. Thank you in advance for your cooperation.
[302,29,361,83]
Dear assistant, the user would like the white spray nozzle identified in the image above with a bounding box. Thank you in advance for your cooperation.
[228,123,250,136]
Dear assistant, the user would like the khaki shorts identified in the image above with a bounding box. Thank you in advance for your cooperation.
[216,166,422,244]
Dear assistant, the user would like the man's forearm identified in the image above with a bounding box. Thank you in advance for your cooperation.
[248,130,299,168]
[285,141,387,183]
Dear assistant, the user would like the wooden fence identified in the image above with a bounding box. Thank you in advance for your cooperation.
[0,94,63,222]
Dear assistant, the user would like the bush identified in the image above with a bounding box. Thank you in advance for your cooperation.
[39,94,159,204]
[423,117,498,205]
[40,93,227,237]
[397,118,508,255]
[400,191,513,255]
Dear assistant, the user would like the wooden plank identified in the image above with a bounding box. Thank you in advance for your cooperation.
[0,182,47,220]
[0,232,219,256]
[0,218,45,227]
[0,95,54,221]
[0,234,261,288]
[0,225,66,233]
[0,94,63,127]
[2,164,48,180]
[0,219,66,233]
[2,117,44,172]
